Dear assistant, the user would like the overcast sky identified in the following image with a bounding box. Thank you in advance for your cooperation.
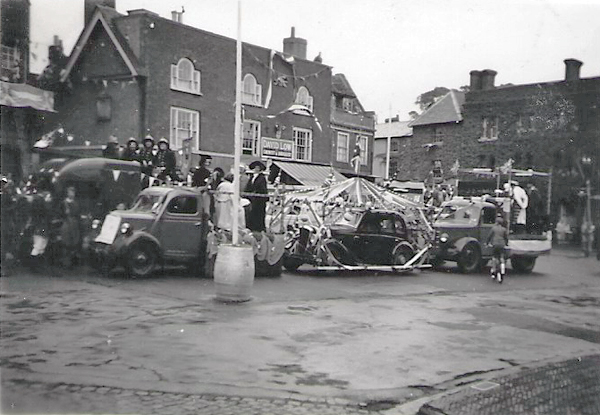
[30,0,600,121]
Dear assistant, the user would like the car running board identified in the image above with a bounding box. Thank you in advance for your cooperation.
[316,245,432,272]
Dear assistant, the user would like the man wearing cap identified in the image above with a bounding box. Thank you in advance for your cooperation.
[192,155,212,187]
[244,160,268,232]
[155,138,177,182]
[103,135,122,159]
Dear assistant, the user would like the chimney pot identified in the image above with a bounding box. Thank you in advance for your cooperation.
[469,70,482,91]
[480,69,497,90]
[564,59,583,81]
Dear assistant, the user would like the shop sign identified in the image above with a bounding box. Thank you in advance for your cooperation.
[262,137,293,159]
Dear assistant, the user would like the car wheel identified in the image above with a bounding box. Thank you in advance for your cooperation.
[323,240,357,266]
[283,256,303,272]
[457,242,481,273]
[126,242,158,278]
[392,243,414,266]
[511,256,536,273]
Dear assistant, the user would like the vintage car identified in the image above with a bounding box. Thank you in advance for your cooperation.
[91,186,209,277]
[283,208,430,272]
[430,198,551,273]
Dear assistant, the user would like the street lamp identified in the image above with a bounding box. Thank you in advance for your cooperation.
[580,155,595,257]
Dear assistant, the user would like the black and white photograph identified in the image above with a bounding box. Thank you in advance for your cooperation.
[1,0,599,414]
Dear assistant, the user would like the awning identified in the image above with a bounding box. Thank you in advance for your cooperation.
[0,81,55,112]
[273,160,346,188]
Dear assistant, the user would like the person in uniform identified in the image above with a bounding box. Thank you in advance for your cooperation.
[122,138,140,163]
[192,155,212,187]
[155,138,177,182]
[244,161,268,232]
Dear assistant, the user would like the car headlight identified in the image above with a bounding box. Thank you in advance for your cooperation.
[439,233,449,243]
[91,219,101,230]
[120,223,133,235]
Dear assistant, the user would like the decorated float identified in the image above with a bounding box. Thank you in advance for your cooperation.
[267,176,434,272]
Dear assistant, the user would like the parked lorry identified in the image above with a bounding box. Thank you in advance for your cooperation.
[430,197,551,273]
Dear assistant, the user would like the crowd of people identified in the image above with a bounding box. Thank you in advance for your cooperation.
[1,175,85,271]
[100,133,270,233]
[103,135,179,185]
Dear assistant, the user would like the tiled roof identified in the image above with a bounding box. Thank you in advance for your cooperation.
[375,121,412,138]
[409,90,465,127]
[332,73,356,97]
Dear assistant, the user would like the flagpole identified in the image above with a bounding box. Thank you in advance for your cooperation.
[232,0,242,245]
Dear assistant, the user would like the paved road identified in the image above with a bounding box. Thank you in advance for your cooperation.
[1,248,599,414]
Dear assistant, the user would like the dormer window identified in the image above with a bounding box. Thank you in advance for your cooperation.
[242,74,262,106]
[171,58,201,94]
[294,86,314,113]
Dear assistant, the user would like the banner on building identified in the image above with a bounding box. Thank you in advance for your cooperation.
[0,81,55,112]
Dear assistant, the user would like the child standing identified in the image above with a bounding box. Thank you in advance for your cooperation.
[486,215,509,283]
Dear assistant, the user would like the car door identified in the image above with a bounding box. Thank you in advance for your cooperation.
[158,194,203,260]
[355,212,398,264]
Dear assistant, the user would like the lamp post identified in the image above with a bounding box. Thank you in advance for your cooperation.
[580,155,595,256]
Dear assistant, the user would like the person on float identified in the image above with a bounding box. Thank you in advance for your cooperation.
[139,135,156,187]
[526,183,543,234]
[102,135,122,159]
[122,137,141,163]
[155,138,177,182]
[509,180,528,234]
[192,155,212,187]
[244,160,268,232]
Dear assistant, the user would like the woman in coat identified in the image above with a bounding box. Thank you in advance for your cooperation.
[244,161,268,232]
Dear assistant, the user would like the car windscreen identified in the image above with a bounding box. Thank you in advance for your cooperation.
[335,211,363,227]
[130,194,164,213]
[437,204,480,224]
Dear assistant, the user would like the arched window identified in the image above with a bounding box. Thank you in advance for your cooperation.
[242,74,262,106]
[294,86,314,112]
[171,58,201,94]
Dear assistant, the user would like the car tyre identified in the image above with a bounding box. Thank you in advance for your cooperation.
[511,256,536,273]
[126,242,158,278]
[457,242,481,273]
[283,256,303,272]
[392,243,414,266]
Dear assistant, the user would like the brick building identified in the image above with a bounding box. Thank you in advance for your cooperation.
[407,89,465,185]
[330,74,376,178]
[47,2,373,186]
[460,61,599,230]
[403,60,598,230]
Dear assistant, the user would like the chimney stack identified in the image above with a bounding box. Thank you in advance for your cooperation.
[480,69,497,90]
[283,27,307,60]
[469,70,482,91]
[84,0,116,24]
[564,59,582,81]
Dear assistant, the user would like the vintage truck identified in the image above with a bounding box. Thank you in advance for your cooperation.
[429,197,551,273]
[90,186,284,278]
